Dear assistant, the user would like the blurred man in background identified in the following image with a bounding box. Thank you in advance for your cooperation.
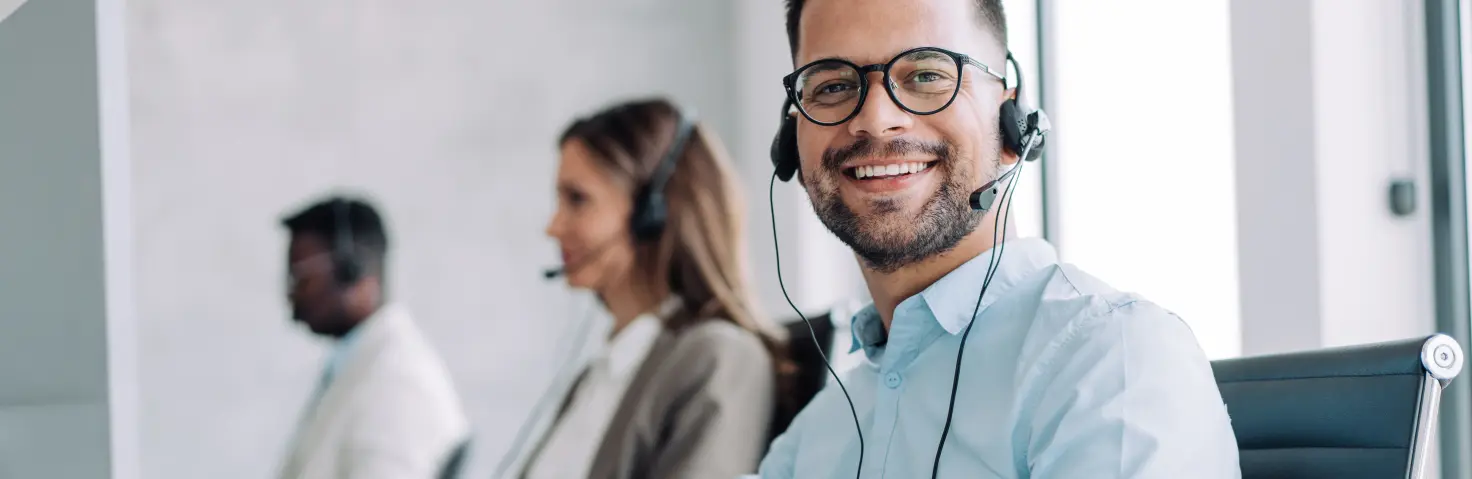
[277,196,470,479]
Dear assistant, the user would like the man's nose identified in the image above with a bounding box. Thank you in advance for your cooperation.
[847,72,912,139]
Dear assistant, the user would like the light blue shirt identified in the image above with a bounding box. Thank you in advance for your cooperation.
[759,239,1241,478]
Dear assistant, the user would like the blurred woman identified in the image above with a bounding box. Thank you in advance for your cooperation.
[523,98,784,479]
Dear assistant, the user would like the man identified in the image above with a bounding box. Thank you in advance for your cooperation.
[277,196,470,479]
[759,1,1240,478]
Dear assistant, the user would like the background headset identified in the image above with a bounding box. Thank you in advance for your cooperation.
[631,109,697,242]
[542,107,697,279]
[330,198,363,286]
[767,53,1050,479]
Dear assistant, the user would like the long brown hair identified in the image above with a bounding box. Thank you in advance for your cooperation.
[559,97,793,390]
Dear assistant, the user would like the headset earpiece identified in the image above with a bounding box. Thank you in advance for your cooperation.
[629,106,696,242]
[333,253,361,285]
[770,100,800,182]
[999,99,1027,155]
[630,185,668,242]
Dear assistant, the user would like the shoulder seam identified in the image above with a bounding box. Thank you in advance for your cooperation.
[1103,298,1140,315]
[1020,297,1144,386]
[1055,265,1084,297]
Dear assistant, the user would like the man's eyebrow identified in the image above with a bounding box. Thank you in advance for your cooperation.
[799,55,857,67]
[803,61,852,74]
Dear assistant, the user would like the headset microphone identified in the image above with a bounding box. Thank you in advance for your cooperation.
[969,109,1050,212]
[969,166,1018,211]
[541,232,628,281]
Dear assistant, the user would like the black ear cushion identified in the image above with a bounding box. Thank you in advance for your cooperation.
[333,254,361,285]
[630,186,667,242]
[771,112,800,182]
[999,99,1026,155]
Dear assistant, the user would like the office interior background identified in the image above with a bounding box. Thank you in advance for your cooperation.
[5,0,1472,477]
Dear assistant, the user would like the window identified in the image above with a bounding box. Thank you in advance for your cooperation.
[1046,0,1241,358]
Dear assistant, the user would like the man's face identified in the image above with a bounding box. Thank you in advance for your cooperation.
[286,233,351,337]
[794,0,1010,273]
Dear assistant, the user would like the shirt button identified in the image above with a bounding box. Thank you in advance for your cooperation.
[884,372,902,389]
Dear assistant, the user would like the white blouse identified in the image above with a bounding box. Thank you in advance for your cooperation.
[524,311,664,479]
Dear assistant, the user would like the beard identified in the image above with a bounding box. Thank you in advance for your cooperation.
[808,136,999,274]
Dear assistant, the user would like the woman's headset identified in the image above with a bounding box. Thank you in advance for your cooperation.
[541,106,696,280]
[630,108,696,242]
[770,53,1043,183]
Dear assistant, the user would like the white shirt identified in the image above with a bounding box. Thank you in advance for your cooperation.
[760,238,1241,478]
[525,312,665,479]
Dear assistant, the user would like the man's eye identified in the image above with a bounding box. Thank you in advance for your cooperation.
[820,83,853,94]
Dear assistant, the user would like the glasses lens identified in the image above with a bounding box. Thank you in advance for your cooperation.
[890,49,961,114]
[794,60,863,124]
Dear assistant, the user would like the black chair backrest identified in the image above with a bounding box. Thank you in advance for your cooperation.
[769,312,836,442]
[438,438,470,479]
[1211,334,1462,479]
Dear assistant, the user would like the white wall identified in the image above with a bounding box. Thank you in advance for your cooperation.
[125,0,757,477]
[1231,0,1438,356]
[1309,0,1438,348]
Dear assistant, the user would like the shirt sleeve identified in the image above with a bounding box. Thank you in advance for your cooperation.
[1018,300,1241,478]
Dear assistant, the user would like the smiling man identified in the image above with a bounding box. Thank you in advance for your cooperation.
[758,0,1241,478]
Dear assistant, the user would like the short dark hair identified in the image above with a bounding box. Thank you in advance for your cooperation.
[784,0,1008,58]
[281,196,390,276]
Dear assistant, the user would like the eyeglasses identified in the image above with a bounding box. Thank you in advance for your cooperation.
[783,46,1007,126]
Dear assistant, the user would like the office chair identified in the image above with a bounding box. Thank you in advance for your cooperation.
[1212,334,1464,479]
[438,438,470,479]
[769,312,837,442]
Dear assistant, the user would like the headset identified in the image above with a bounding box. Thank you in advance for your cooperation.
[768,53,1050,479]
[543,107,697,279]
[330,198,363,286]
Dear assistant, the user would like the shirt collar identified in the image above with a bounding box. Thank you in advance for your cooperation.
[598,296,678,377]
[603,314,663,377]
[850,238,1060,354]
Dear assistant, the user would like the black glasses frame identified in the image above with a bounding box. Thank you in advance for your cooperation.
[782,46,1008,127]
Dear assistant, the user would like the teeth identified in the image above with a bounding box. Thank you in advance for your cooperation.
[852,162,931,179]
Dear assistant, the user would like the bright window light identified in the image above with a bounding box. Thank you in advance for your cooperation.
[1050,0,1241,359]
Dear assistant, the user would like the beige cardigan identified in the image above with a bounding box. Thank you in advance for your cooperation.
[521,320,777,479]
